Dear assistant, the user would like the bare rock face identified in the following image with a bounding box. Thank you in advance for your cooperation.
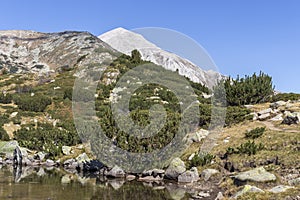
[99,27,223,88]
[0,30,117,74]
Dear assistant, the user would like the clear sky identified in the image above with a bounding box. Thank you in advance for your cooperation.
[1,0,300,92]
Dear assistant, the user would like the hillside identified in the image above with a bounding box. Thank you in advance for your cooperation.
[0,30,299,199]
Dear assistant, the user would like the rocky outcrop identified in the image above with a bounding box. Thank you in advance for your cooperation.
[0,30,117,74]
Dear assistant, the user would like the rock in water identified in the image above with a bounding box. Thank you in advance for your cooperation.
[13,146,22,166]
[106,165,125,178]
[165,157,186,180]
[234,167,276,182]
[82,160,106,172]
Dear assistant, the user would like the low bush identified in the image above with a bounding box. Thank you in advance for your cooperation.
[14,123,81,157]
[189,152,215,168]
[226,140,264,156]
[13,94,52,112]
[245,127,265,139]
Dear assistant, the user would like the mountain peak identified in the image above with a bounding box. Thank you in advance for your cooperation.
[99,28,222,88]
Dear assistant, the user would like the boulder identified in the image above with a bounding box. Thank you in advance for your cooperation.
[268,185,294,193]
[45,159,56,167]
[282,116,299,125]
[82,160,106,172]
[288,177,300,186]
[258,108,272,115]
[62,146,72,155]
[178,167,199,183]
[215,192,224,200]
[270,114,283,121]
[165,157,186,180]
[142,168,165,177]
[139,175,163,182]
[270,101,286,109]
[201,168,219,181]
[106,165,125,178]
[10,112,18,118]
[76,153,90,163]
[233,185,264,199]
[61,174,72,184]
[188,129,210,143]
[258,113,271,120]
[234,167,276,182]
[37,152,47,161]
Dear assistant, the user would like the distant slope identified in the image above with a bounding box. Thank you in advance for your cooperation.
[99,27,223,88]
[0,30,117,74]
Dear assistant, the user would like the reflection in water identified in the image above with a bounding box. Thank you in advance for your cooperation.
[0,165,191,200]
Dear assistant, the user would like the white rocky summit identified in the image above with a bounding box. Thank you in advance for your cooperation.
[99,27,223,88]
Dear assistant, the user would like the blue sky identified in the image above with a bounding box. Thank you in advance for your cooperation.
[1,0,300,92]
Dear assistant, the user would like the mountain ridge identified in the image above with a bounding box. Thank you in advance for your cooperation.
[99,27,223,88]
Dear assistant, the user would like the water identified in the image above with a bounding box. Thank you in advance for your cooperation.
[0,165,193,200]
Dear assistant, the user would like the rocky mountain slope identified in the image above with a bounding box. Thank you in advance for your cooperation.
[0,30,117,74]
[99,27,223,88]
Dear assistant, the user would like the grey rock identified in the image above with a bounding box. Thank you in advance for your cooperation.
[234,167,276,182]
[142,168,165,177]
[288,177,300,186]
[139,176,163,182]
[282,115,299,125]
[215,192,224,200]
[270,113,283,121]
[270,101,286,109]
[106,165,125,178]
[126,174,136,181]
[268,185,294,193]
[201,168,219,181]
[258,113,271,120]
[178,167,199,183]
[165,157,186,180]
[45,159,56,167]
[76,153,90,163]
[37,168,46,176]
[62,146,72,155]
[188,129,210,143]
[258,108,272,115]
[61,174,72,184]
[37,152,47,161]
[233,185,264,199]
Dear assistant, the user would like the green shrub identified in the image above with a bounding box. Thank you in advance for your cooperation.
[215,71,274,106]
[226,140,264,156]
[0,127,10,141]
[245,127,265,139]
[271,93,300,102]
[14,123,81,158]
[0,93,12,104]
[189,152,215,168]
[13,94,52,112]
